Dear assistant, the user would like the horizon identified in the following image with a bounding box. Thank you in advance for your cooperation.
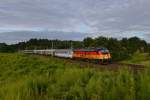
[1,32,148,45]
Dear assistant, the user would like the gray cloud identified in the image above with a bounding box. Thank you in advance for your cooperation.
[0,0,150,43]
[0,31,88,44]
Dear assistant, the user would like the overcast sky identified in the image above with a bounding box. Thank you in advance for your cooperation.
[0,0,150,43]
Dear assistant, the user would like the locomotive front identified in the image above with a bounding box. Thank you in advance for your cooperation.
[96,48,111,64]
[73,47,111,64]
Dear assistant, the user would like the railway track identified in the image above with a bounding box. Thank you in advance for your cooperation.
[115,63,145,70]
[57,57,146,72]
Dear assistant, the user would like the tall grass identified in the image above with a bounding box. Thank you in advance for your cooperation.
[121,51,150,67]
[0,53,149,100]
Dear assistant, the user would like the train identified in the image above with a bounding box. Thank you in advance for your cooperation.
[23,47,111,64]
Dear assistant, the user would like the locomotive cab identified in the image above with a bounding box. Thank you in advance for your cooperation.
[96,48,111,64]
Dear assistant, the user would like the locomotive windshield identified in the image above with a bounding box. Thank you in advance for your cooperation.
[97,48,109,54]
[101,49,109,53]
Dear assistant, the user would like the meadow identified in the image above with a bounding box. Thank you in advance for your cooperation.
[121,52,150,67]
[0,53,149,100]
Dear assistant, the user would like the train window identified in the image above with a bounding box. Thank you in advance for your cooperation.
[97,48,109,54]
[101,50,109,54]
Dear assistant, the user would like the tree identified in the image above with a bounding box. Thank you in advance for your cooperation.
[83,37,93,47]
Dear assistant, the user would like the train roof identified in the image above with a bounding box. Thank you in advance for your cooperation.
[23,48,109,52]
[73,47,108,52]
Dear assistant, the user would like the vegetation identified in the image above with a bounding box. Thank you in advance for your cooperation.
[0,36,150,99]
[121,51,150,67]
[0,53,149,100]
[0,36,150,61]
[0,43,16,53]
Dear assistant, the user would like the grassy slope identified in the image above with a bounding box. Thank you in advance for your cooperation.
[121,52,150,67]
[0,53,149,100]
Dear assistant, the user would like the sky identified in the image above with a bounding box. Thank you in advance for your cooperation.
[0,0,150,44]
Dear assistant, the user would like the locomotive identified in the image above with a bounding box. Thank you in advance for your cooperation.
[23,47,111,64]
[73,48,111,64]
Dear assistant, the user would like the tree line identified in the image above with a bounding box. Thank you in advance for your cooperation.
[0,36,150,61]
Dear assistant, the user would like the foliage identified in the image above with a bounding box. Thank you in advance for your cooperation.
[0,53,149,100]
[0,43,16,53]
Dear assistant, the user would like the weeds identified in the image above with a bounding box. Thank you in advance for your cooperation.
[0,53,149,100]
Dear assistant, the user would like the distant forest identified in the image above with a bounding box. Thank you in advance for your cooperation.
[0,36,150,61]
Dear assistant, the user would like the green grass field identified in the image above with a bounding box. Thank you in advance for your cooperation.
[0,53,150,100]
[121,52,150,67]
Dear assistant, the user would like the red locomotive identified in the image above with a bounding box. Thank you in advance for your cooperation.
[73,48,111,64]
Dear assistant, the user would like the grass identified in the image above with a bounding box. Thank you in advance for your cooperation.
[121,51,150,67]
[0,53,149,100]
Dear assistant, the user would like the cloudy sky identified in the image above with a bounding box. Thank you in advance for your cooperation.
[0,0,150,43]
